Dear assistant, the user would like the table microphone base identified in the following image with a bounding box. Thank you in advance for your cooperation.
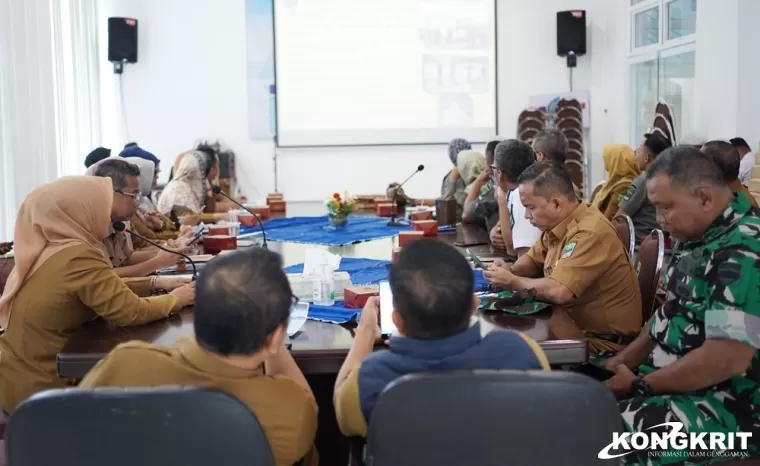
[387,218,410,227]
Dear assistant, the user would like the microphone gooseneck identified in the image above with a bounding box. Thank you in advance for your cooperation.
[112,221,198,280]
[211,185,268,249]
[388,165,425,227]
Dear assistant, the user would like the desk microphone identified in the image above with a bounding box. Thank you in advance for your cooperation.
[211,185,268,249]
[388,164,424,227]
[112,221,198,281]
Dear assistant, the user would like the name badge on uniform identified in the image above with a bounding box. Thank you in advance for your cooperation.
[561,242,577,259]
[544,266,553,276]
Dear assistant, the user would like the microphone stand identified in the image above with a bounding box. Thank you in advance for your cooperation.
[121,228,199,281]
[387,167,423,227]
[213,186,268,249]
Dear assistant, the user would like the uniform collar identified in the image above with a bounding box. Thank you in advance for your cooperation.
[688,192,751,247]
[389,321,482,360]
[549,202,587,241]
[178,336,265,379]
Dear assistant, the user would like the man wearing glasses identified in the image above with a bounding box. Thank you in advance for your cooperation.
[90,158,181,277]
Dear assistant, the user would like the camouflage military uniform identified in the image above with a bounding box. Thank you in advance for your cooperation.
[619,192,760,465]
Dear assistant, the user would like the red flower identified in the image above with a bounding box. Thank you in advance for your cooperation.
[333,193,341,200]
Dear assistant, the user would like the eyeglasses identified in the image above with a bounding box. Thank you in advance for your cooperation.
[114,190,141,202]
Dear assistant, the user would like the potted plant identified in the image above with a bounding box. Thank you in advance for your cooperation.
[326,192,355,228]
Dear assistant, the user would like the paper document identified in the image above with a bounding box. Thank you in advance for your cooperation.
[287,302,309,336]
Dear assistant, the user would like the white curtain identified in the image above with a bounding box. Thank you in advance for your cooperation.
[0,0,100,241]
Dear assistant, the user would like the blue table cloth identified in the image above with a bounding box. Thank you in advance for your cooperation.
[241,215,411,247]
[284,257,490,324]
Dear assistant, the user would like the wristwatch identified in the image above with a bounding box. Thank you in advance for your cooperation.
[630,377,654,397]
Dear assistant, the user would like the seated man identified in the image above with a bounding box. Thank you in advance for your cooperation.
[81,248,318,466]
[702,140,759,208]
[491,139,542,258]
[89,158,185,277]
[617,132,671,243]
[531,129,582,199]
[602,146,760,465]
[462,139,500,228]
[333,239,549,437]
[484,161,642,354]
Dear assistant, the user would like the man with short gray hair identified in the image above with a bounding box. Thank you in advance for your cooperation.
[531,129,581,199]
[601,146,760,464]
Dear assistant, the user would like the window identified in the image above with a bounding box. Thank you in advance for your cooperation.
[628,0,696,145]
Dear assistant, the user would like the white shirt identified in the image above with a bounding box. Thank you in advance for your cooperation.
[507,187,542,250]
[739,151,755,186]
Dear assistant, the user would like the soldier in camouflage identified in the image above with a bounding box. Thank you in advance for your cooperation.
[601,146,760,465]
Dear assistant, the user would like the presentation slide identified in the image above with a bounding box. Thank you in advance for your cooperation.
[273,0,497,147]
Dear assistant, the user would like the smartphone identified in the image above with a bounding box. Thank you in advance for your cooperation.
[575,362,615,382]
[466,249,486,269]
[187,222,206,245]
[379,281,397,337]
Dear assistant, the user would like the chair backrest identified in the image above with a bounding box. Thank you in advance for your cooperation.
[590,180,605,203]
[635,229,665,322]
[6,387,275,466]
[366,371,623,466]
[611,215,636,260]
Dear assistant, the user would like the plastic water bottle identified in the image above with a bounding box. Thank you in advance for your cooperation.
[312,257,335,306]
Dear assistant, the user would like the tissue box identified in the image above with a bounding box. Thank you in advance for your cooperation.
[436,198,458,226]
[410,211,433,221]
[267,193,286,212]
[287,272,353,302]
[412,220,438,237]
[392,247,401,263]
[376,202,395,217]
[203,235,237,255]
[399,231,425,246]
[237,213,259,227]
[208,225,229,236]
[344,285,380,309]
[250,206,271,220]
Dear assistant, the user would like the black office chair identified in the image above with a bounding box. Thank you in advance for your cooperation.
[5,387,275,466]
[356,370,623,466]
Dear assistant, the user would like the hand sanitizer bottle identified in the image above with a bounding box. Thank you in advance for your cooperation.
[312,256,335,306]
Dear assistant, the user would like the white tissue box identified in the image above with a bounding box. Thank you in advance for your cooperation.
[287,272,353,302]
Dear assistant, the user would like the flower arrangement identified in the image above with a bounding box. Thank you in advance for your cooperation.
[327,192,355,217]
[326,192,355,227]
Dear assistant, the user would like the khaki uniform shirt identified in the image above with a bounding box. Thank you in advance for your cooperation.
[0,245,179,413]
[525,202,642,353]
[103,225,135,267]
[81,336,318,466]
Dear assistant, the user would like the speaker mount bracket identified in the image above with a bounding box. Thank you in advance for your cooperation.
[112,61,124,75]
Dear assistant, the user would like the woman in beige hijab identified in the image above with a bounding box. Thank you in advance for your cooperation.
[441,150,489,219]
[0,176,196,413]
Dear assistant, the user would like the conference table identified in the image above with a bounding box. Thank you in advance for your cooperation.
[56,219,588,466]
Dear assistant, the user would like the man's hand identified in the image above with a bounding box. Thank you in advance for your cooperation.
[169,282,196,308]
[357,296,381,340]
[475,169,491,185]
[604,365,637,400]
[490,259,510,270]
[155,249,180,268]
[495,186,508,203]
[483,265,516,288]
[490,225,506,251]
[155,276,192,291]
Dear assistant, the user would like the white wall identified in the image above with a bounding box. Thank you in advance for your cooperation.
[98,0,628,203]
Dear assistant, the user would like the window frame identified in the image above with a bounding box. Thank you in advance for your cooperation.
[627,0,696,144]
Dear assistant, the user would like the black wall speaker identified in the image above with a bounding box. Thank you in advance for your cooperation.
[108,17,138,63]
[556,10,586,57]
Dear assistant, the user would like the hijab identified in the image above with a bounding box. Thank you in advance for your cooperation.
[0,177,113,329]
[127,157,157,215]
[456,151,488,195]
[448,138,472,165]
[120,145,160,167]
[592,144,640,211]
[156,151,209,215]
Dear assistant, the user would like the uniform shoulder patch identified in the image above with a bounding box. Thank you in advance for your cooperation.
[561,242,577,259]
[621,185,637,202]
